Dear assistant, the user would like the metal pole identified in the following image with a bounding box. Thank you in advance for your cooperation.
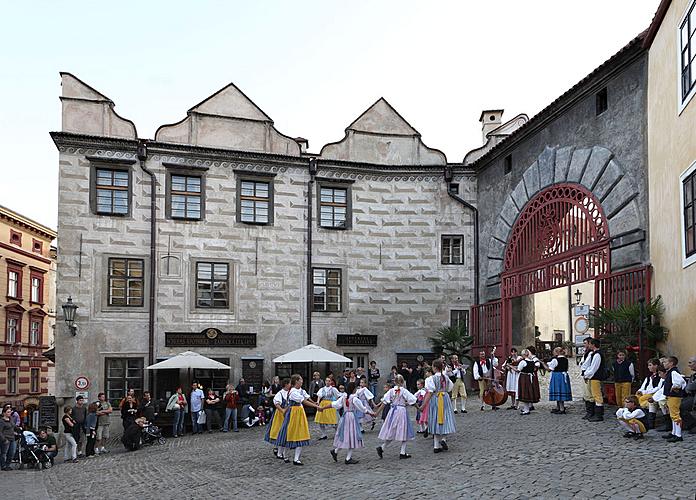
[638,297,645,379]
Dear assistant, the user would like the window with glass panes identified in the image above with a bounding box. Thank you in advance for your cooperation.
[312,268,341,312]
[29,318,41,345]
[196,262,229,308]
[319,187,348,228]
[239,180,270,224]
[30,274,43,303]
[441,235,464,264]
[95,169,129,215]
[30,368,40,393]
[170,174,202,219]
[108,258,144,307]
[6,315,18,344]
[7,269,20,298]
[450,310,469,332]
[344,353,367,369]
[684,170,696,258]
[7,368,17,394]
[680,2,696,102]
[105,358,143,407]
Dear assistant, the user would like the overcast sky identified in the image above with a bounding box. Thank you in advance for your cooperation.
[0,1,659,229]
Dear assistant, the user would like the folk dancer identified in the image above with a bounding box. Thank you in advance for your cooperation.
[579,337,595,420]
[583,338,607,422]
[612,350,635,410]
[275,374,325,465]
[264,378,291,458]
[414,379,427,434]
[447,354,468,414]
[374,375,416,459]
[544,347,572,414]
[473,348,499,411]
[616,395,647,440]
[423,359,456,453]
[330,382,376,465]
[502,348,522,410]
[315,378,340,440]
[356,378,376,432]
[662,356,687,443]
[635,358,662,429]
[517,349,540,415]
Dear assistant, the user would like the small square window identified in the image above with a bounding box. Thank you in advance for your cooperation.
[10,230,22,246]
[504,155,513,175]
[442,235,464,265]
[448,183,459,195]
[32,239,43,254]
[596,87,608,115]
[450,310,469,332]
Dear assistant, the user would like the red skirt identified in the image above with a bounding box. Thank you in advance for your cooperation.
[517,373,540,403]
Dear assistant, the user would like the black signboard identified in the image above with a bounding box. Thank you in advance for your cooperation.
[336,334,378,347]
[39,396,57,430]
[165,329,256,348]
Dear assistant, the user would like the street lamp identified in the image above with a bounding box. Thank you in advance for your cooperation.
[62,296,78,336]
[574,289,583,305]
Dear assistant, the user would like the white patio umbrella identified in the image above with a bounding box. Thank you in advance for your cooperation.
[146,351,231,370]
[273,344,352,363]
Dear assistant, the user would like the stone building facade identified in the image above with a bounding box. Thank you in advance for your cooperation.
[52,75,476,409]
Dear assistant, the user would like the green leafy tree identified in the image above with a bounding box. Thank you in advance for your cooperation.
[428,323,474,364]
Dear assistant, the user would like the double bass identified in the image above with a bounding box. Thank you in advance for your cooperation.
[482,346,508,408]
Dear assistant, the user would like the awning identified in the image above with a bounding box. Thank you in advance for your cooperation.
[273,344,352,363]
[146,351,231,370]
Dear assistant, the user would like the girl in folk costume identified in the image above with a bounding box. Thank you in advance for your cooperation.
[356,377,376,432]
[330,382,376,465]
[381,382,394,421]
[635,358,662,429]
[502,348,522,410]
[413,379,427,434]
[374,374,417,459]
[418,368,433,437]
[275,374,325,465]
[264,378,291,458]
[315,377,340,440]
[423,359,456,453]
[517,349,541,415]
[544,347,572,414]
[473,348,499,411]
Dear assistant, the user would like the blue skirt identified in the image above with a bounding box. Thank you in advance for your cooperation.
[549,372,572,401]
[427,392,456,435]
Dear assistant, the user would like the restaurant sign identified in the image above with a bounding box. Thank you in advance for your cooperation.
[336,334,378,347]
[165,328,256,348]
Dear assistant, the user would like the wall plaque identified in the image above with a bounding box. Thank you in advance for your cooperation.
[336,334,378,347]
[165,329,256,348]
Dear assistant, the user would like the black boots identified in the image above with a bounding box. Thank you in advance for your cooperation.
[660,415,672,432]
[647,412,656,430]
[588,405,604,422]
[582,400,595,420]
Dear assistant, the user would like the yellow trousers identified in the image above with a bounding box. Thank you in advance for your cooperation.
[478,381,487,403]
[582,380,593,402]
[451,379,467,399]
[637,393,653,409]
[667,397,682,423]
[614,382,632,407]
[590,380,603,405]
[618,417,646,434]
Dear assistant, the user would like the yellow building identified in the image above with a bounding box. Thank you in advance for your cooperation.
[0,205,57,426]
[646,0,696,361]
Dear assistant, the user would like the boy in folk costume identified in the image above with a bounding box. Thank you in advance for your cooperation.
[583,338,607,422]
[612,350,635,410]
[374,374,417,459]
[275,374,325,465]
[330,382,376,465]
[502,348,522,410]
[315,378,340,440]
[544,347,572,414]
[636,358,662,429]
[616,395,647,439]
[661,356,687,443]
[446,354,468,414]
[516,349,541,415]
[264,378,291,458]
[473,348,499,411]
[579,337,596,420]
[423,359,456,453]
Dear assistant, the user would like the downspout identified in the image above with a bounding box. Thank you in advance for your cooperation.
[137,139,157,367]
[444,166,480,305]
[306,158,317,345]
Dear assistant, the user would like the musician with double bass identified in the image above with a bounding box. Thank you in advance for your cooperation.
[473,348,500,411]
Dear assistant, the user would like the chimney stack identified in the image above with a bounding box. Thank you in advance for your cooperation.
[479,110,504,144]
[295,137,309,153]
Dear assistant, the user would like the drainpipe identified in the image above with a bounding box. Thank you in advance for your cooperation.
[444,166,480,305]
[137,139,157,367]
[306,158,317,345]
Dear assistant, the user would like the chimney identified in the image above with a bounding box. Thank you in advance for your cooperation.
[295,137,309,153]
[479,110,504,143]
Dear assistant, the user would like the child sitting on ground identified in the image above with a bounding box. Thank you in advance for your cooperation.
[616,395,647,439]
[256,404,266,426]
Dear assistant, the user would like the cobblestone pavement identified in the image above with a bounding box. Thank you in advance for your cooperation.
[4,367,695,499]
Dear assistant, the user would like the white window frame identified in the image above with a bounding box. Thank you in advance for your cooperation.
[678,0,696,114]
[8,270,18,298]
[680,159,696,268]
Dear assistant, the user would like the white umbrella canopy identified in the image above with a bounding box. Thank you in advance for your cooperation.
[146,351,231,370]
[273,344,352,363]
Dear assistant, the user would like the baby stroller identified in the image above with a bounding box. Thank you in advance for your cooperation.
[17,431,52,470]
[141,422,166,446]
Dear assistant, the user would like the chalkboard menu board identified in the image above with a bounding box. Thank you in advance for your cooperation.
[39,396,57,430]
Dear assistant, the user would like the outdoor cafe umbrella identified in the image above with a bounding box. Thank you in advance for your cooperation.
[273,344,352,363]
[146,351,231,390]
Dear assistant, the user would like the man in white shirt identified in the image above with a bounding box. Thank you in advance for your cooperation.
[190,381,205,434]
[473,349,499,411]
[447,355,468,414]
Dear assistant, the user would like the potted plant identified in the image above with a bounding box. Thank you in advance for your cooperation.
[428,323,474,387]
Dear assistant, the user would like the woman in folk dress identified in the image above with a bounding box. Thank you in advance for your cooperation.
[423,359,456,453]
[264,378,291,458]
[373,374,417,459]
[275,374,325,465]
[502,348,522,410]
[330,382,376,465]
[517,349,541,415]
[315,378,340,440]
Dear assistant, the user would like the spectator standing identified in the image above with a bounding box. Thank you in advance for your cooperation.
[61,406,78,463]
[190,381,205,434]
[37,428,57,465]
[270,376,282,396]
[72,395,87,456]
[235,378,250,404]
[205,389,222,432]
[95,392,112,454]
[85,403,98,457]
[223,384,240,433]
[679,356,696,433]
[399,361,414,392]
[356,367,367,383]
[1,406,20,470]
[368,361,381,399]
[387,366,398,386]
[166,387,187,437]
[139,391,158,422]
[121,395,138,430]
[309,372,325,400]
[2,404,21,430]
[119,388,138,409]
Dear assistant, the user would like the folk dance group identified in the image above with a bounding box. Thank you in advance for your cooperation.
[263,359,456,465]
